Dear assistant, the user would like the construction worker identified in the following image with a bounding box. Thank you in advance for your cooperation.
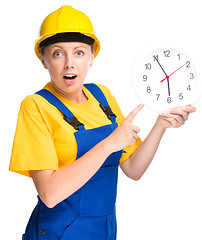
[9,6,195,239]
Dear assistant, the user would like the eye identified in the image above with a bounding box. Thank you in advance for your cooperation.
[53,51,63,57]
[76,51,84,56]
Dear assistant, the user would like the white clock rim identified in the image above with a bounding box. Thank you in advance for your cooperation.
[131,47,198,113]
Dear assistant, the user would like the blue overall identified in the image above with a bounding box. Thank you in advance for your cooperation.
[22,84,122,240]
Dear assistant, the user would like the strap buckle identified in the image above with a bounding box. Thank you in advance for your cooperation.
[63,116,84,130]
[99,103,116,120]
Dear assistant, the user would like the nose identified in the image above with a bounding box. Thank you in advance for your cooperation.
[64,54,74,69]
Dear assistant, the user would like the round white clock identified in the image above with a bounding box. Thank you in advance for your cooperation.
[132,48,198,113]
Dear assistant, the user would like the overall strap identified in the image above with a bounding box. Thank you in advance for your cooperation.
[84,83,116,123]
[35,89,85,131]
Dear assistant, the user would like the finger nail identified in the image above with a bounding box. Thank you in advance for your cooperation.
[183,106,189,110]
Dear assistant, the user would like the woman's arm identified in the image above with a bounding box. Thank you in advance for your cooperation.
[120,105,196,180]
[31,104,144,208]
[31,140,111,208]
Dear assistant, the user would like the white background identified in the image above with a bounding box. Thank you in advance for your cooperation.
[1,0,202,239]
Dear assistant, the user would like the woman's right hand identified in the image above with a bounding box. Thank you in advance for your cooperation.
[104,104,144,153]
[30,104,144,208]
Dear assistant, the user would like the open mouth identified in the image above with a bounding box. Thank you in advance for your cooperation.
[63,74,77,81]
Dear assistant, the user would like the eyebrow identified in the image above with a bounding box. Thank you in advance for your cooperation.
[74,45,87,50]
[50,44,88,50]
[50,44,63,49]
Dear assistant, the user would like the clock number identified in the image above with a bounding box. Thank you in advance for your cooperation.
[147,86,151,93]
[187,85,191,91]
[177,53,180,60]
[156,94,160,100]
[145,63,152,70]
[186,61,190,68]
[143,75,147,81]
[163,50,170,57]
[153,55,158,61]
[190,73,194,79]
[167,97,172,104]
[179,93,183,100]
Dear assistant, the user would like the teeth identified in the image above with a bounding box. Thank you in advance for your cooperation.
[65,75,75,77]
[64,75,77,80]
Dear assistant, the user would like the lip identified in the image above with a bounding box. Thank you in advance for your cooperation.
[63,73,77,86]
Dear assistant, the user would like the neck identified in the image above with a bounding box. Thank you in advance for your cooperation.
[51,83,88,104]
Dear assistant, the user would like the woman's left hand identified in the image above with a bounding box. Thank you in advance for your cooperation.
[156,105,196,130]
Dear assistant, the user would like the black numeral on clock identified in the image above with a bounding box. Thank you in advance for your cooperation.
[179,93,183,100]
[164,50,170,57]
[145,63,152,70]
[153,55,158,61]
[147,86,151,93]
[167,97,172,104]
[190,73,194,79]
[186,61,190,68]
[143,75,147,81]
[187,85,191,91]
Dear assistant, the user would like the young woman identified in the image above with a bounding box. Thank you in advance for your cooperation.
[9,5,196,240]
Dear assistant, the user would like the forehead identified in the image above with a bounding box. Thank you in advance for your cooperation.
[50,42,91,49]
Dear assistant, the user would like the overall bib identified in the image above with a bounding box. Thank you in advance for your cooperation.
[22,84,122,240]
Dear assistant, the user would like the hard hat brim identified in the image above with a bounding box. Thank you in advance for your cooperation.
[35,32,100,60]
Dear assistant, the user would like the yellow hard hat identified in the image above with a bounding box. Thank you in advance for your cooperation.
[35,6,100,59]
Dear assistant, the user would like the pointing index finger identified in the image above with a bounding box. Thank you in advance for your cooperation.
[125,104,144,123]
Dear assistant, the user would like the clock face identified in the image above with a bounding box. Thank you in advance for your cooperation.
[132,48,197,113]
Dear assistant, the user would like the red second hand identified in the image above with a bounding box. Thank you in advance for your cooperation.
[161,61,189,83]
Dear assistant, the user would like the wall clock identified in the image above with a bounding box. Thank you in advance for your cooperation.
[132,48,197,113]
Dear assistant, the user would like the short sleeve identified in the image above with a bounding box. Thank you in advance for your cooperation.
[9,96,58,177]
[120,137,142,163]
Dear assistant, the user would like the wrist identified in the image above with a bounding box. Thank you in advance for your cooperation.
[98,138,114,157]
[153,116,167,135]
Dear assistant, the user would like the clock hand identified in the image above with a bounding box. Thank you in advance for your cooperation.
[154,57,171,96]
[154,57,169,77]
[167,78,171,96]
[161,61,189,83]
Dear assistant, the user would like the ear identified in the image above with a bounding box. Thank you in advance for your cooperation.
[89,55,94,68]
[40,55,48,69]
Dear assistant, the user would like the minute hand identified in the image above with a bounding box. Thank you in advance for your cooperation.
[161,61,189,83]
[155,58,169,77]
[155,58,171,96]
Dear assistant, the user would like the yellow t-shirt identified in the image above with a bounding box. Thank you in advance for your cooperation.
[9,82,142,177]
